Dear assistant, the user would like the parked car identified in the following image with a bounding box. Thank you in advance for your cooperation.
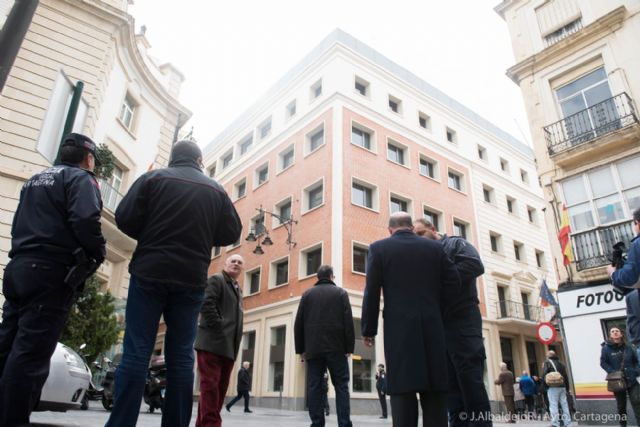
[34,343,91,412]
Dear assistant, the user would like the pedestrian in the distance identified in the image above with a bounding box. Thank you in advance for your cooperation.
[105,140,242,427]
[542,351,571,427]
[600,327,640,427]
[0,133,106,427]
[518,371,536,419]
[494,363,516,423]
[375,363,388,419]
[226,361,252,413]
[294,265,355,427]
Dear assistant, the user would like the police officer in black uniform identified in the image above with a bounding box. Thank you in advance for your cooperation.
[414,218,492,427]
[0,133,106,427]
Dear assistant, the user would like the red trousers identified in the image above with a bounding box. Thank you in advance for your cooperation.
[196,351,235,427]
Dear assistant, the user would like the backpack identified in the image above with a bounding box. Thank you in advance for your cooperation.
[544,359,564,387]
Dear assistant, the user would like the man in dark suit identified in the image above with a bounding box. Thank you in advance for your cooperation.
[225,361,252,413]
[362,212,460,427]
[376,364,388,419]
[295,265,355,427]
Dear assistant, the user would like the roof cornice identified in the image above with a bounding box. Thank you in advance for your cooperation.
[506,6,627,84]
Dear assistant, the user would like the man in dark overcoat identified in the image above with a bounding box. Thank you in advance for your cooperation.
[362,212,460,427]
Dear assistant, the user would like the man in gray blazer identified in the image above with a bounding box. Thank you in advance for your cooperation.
[194,254,245,427]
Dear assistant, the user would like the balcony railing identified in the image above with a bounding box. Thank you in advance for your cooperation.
[572,220,635,271]
[496,300,541,322]
[544,93,638,156]
[99,180,124,213]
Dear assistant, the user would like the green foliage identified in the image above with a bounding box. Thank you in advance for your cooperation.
[60,275,120,363]
[94,144,115,181]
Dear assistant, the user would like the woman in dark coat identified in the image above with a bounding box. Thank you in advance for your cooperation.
[600,327,640,427]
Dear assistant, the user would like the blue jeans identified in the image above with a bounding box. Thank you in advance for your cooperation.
[105,276,204,427]
[307,353,352,427]
[547,387,571,427]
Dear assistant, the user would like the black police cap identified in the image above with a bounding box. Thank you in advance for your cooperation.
[62,133,102,166]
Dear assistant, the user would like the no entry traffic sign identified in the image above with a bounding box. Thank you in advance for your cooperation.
[536,322,557,345]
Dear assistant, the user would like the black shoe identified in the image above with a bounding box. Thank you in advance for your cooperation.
[244,409,253,413]
[380,415,387,419]
[225,405,230,412]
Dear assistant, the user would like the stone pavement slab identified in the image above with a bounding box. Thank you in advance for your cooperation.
[30,405,552,427]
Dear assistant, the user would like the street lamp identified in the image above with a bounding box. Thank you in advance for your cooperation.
[244,205,297,254]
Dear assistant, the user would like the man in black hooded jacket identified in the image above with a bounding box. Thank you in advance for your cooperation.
[414,218,491,427]
[105,140,242,427]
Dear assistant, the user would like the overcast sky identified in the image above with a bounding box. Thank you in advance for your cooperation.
[128,0,532,148]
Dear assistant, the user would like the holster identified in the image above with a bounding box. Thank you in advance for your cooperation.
[64,248,99,291]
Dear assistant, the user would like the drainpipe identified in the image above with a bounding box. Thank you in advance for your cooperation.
[54,81,84,164]
[0,0,39,93]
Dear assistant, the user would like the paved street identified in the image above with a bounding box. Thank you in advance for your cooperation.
[31,405,551,426]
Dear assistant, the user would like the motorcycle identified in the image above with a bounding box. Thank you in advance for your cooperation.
[101,357,116,411]
[78,344,104,410]
[143,358,167,413]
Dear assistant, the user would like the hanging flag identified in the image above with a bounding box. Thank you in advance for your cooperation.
[558,204,574,266]
[540,279,558,307]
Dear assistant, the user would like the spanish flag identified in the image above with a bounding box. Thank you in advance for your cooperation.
[558,204,574,266]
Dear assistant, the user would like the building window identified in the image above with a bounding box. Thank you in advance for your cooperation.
[286,100,296,118]
[520,169,529,184]
[521,292,531,320]
[310,79,322,99]
[448,170,463,192]
[241,331,256,380]
[355,76,370,97]
[208,165,216,178]
[561,157,640,231]
[453,220,468,240]
[259,118,272,139]
[388,95,402,114]
[527,206,536,224]
[353,244,368,274]
[222,150,233,169]
[251,212,266,236]
[351,125,372,151]
[352,181,375,210]
[387,140,406,166]
[446,127,457,143]
[514,242,524,261]
[390,195,410,214]
[301,245,322,278]
[274,198,292,226]
[483,185,494,204]
[306,126,324,154]
[239,135,253,155]
[506,196,516,214]
[352,318,375,392]
[245,268,261,295]
[423,208,441,231]
[99,165,123,212]
[555,67,612,141]
[278,145,295,172]
[270,257,289,287]
[500,158,509,173]
[303,181,324,212]
[535,250,545,268]
[268,326,286,392]
[498,286,508,318]
[543,18,583,47]
[478,145,487,160]
[418,112,431,130]
[234,179,246,199]
[212,246,221,258]
[490,232,501,253]
[119,94,136,129]
[419,156,438,179]
[255,164,269,187]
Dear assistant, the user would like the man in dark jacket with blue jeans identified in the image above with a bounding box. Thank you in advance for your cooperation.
[414,218,491,427]
[105,140,242,427]
[295,265,355,427]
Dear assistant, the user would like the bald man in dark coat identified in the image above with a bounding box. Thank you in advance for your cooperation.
[362,212,460,427]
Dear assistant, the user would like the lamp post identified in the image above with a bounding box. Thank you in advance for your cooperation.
[245,205,297,254]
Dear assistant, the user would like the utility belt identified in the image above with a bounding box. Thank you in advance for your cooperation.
[64,247,99,291]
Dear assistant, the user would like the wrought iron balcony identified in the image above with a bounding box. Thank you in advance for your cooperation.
[496,300,541,323]
[99,180,124,213]
[544,93,638,156]
[572,220,635,271]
